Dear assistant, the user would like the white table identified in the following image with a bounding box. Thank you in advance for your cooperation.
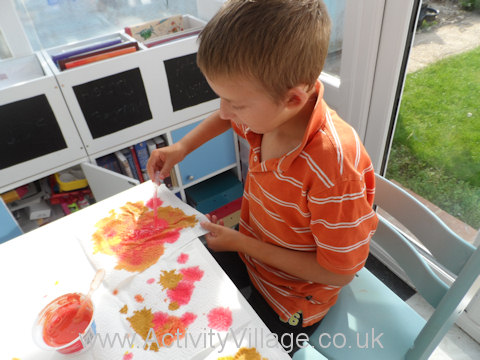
[0,182,291,359]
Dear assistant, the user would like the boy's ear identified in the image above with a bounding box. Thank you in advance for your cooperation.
[284,85,309,108]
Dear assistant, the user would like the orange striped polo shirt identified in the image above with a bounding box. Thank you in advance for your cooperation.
[231,81,378,326]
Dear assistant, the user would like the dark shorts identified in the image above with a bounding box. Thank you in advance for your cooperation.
[208,249,321,355]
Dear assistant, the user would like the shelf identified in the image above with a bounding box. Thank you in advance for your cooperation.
[4,168,94,234]
[185,169,243,214]
[1,26,239,237]
[42,32,140,74]
[171,120,236,186]
[130,14,205,48]
[41,31,218,157]
[0,53,45,90]
[0,51,87,194]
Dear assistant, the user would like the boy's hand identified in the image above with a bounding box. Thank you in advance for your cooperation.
[201,215,243,252]
[146,143,186,184]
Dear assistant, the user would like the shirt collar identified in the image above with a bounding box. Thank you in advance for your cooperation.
[277,80,326,173]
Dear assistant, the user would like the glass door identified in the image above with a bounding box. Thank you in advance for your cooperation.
[366,0,479,248]
[321,0,388,140]
[0,0,32,58]
[363,0,480,342]
[0,30,13,60]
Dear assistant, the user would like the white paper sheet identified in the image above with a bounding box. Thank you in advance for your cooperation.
[88,240,259,359]
[76,182,209,288]
[73,182,290,359]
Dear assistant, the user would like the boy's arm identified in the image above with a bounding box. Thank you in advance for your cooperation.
[177,110,232,155]
[201,221,354,286]
[147,111,231,179]
[240,234,355,286]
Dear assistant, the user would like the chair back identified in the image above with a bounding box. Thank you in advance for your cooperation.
[373,174,480,359]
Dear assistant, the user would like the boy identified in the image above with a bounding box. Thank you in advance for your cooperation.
[147,0,378,354]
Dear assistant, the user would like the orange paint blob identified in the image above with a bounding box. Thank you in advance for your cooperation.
[125,308,196,351]
[39,293,93,347]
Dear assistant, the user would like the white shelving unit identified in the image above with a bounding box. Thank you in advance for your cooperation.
[1,29,241,235]
[0,52,87,194]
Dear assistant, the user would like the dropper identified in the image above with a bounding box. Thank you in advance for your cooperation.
[73,268,105,322]
[153,171,162,227]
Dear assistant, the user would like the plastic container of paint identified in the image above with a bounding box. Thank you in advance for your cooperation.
[32,292,96,354]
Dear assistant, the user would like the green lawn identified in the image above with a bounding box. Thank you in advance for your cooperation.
[386,46,480,229]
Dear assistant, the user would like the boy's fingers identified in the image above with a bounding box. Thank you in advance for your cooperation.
[203,215,223,226]
[201,221,222,233]
[159,168,169,180]
[159,159,176,180]
[201,221,213,230]
[147,153,163,180]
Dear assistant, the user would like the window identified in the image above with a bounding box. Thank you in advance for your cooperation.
[386,4,480,246]
[323,0,345,78]
[14,0,198,50]
[0,29,13,60]
[14,0,345,75]
[362,0,480,342]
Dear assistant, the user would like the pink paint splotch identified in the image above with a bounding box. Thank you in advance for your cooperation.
[145,196,164,209]
[123,352,133,360]
[167,281,196,306]
[166,266,204,307]
[180,266,204,282]
[207,307,232,331]
[146,278,155,284]
[177,253,189,264]
[152,311,197,329]
[181,312,197,326]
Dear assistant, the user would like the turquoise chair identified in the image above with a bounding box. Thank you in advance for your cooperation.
[296,174,480,360]
[0,198,22,244]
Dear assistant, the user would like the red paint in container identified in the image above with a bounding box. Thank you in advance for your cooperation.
[33,293,96,354]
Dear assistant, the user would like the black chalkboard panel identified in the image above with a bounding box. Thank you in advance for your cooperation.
[73,68,152,139]
[164,53,218,111]
[0,95,67,170]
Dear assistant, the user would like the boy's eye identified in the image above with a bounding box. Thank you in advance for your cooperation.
[232,105,245,110]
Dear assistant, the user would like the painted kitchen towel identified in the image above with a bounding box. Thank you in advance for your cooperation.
[89,239,259,359]
[76,182,209,288]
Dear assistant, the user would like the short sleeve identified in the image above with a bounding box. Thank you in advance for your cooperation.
[308,179,378,275]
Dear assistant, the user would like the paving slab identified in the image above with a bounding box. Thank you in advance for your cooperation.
[408,6,480,72]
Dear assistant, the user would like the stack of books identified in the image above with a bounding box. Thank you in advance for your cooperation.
[50,38,139,71]
[95,135,178,188]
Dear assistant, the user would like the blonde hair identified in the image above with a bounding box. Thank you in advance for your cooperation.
[197,0,331,101]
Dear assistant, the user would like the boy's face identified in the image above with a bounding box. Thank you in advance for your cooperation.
[206,76,291,134]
